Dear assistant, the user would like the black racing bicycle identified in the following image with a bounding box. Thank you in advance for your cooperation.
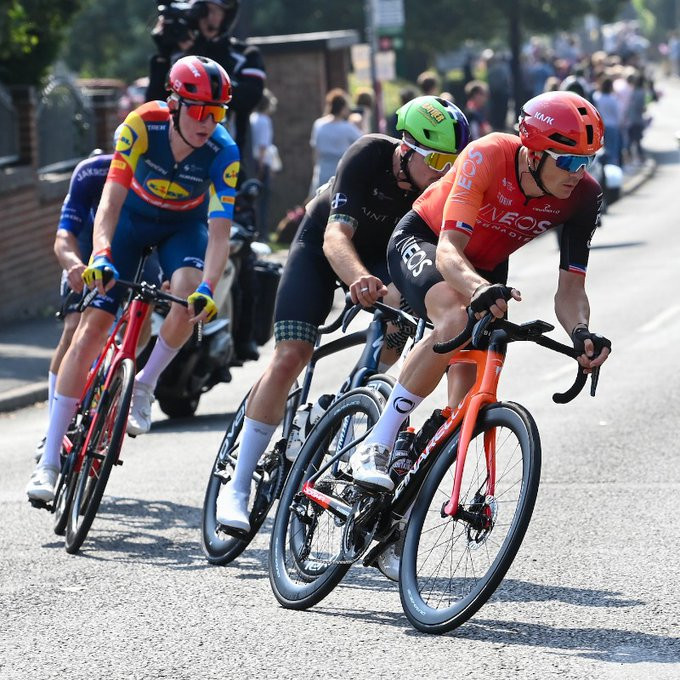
[201,295,430,566]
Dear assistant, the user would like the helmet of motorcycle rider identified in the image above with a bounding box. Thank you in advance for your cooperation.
[191,0,240,37]
[396,95,470,155]
[518,90,604,155]
[167,55,232,105]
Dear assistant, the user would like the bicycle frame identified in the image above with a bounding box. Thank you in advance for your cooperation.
[70,295,151,474]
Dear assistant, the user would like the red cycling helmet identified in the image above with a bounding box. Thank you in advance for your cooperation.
[168,55,232,105]
[518,91,604,155]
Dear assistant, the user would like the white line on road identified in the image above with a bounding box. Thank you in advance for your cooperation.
[640,305,680,333]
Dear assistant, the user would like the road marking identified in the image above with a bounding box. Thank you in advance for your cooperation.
[640,305,680,333]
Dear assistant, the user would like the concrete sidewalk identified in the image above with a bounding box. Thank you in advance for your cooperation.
[0,157,657,414]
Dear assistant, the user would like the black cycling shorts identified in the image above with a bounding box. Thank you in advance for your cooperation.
[274,215,389,345]
[387,210,508,320]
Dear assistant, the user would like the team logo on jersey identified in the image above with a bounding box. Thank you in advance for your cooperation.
[223,161,240,188]
[331,193,348,209]
[145,178,190,200]
[501,177,514,192]
[116,124,137,156]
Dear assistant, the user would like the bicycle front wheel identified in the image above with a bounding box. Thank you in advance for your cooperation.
[269,388,383,610]
[400,401,541,634]
[64,358,135,554]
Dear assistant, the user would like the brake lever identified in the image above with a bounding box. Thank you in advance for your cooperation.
[590,366,600,397]
[341,304,362,333]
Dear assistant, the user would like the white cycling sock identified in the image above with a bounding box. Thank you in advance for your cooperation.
[47,371,57,417]
[135,334,180,389]
[41,393,79,469]
[365,383,424,451]
[231,417,277,496]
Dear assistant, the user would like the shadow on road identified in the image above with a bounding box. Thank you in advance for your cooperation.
[149,410,235,435]
[589,240,645,251]
[43,496,210,570]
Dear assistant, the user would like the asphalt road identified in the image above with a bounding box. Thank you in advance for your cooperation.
[3,87,680,678]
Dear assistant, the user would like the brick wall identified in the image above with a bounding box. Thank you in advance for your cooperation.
[0,85,118,323]
[250,31,358,234]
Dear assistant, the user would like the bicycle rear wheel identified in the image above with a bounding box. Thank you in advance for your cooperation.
[64,358,135,554]
[201,389,297,566]
[400,401,541,634]
[269,388,383,609]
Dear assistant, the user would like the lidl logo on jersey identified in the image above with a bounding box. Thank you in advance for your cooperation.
[116,124,137,157]
[145,178,190,200]
[418,102,445,125]
[223,161,240,188]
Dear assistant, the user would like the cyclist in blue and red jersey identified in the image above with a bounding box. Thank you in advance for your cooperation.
[27,55,238,503]
[352,91,613,497]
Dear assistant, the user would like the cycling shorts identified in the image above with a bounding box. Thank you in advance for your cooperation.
[59,251,163,317]
[89,207,207,315]
[387,210,508,320]
[274,214,389,345]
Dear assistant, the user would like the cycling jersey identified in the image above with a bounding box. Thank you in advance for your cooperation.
[305,134,419,259]
[275,134,420,344]
[413,133,602,276]
[109,101,240,223]
[58,154,112,258]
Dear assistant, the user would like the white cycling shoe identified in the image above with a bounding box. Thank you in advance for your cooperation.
[127,381,155,436]
[349,443,394,491]
[26,464,59,503]
[216,484,251,533]
[376,534,405,582]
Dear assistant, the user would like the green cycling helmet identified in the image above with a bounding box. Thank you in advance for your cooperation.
[396,95,470,154]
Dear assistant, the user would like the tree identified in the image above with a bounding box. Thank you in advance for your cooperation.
[0,0,84,85]
[60,0,157,83]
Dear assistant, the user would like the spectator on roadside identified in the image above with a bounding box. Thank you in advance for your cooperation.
[544,76,562,92]
[417,70,441,96]
[593,77,623,166]
[309,88,362,195]
[146,0,265,178]
[386,86,417,138]
[463,80,491,140]
[250,88,278,241]
[353,87,375,133]
[627,73,647,164]
[484,49,512,131]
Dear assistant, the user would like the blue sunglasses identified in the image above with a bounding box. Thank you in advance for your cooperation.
[544,149,596,173]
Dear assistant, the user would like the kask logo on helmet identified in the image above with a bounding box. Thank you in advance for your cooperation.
[533,112,555,125]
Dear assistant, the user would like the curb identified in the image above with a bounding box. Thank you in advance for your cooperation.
[0,381,48,414]
[622,158,656,195]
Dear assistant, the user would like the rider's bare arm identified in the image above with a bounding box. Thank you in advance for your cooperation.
[435,229,489,300]
[203,217,231,292]
[554,269,590,335]
[323,221,387,306]
[54,230,85,293]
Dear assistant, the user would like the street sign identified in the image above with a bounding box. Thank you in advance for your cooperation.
[372,0,404,30]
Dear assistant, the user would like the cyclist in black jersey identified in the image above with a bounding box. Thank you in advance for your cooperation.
[216,96,471,532]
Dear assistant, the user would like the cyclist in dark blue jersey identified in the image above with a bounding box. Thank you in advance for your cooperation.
[27,56,237,503]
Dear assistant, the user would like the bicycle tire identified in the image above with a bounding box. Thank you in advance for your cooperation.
[201,389,297,566]
[269,388,383,609]
[399,401,541,633]
[363,373,395,404]
[53,353,111,536]
[64,358,135,554]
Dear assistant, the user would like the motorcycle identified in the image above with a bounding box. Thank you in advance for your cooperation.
[140,179,282,419]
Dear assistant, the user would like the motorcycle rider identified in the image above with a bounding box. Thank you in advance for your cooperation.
[215,96,471,532]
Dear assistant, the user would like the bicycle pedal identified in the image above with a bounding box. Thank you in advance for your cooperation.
[217,523,250,539]
[28,498,53,512]
[127,432,137,439]
[115,459,124,466]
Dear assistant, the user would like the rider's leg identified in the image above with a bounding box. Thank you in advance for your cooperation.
[27,307,114,501]
[129,266,200,435]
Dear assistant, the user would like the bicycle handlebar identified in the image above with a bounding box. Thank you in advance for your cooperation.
[339,292,434,335]
[433,307,601,403]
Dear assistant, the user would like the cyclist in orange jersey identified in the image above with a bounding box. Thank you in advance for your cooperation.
[349,91,612,500]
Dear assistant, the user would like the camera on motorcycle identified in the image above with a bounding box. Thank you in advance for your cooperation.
[152,1,199,51]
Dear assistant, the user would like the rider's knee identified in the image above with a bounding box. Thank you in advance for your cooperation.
[271,341,313,378]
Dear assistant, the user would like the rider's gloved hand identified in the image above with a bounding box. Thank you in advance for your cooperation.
[82,248,119,294]
[470,283,519,319]
[571,325,611,370]
[188,282,217,322]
